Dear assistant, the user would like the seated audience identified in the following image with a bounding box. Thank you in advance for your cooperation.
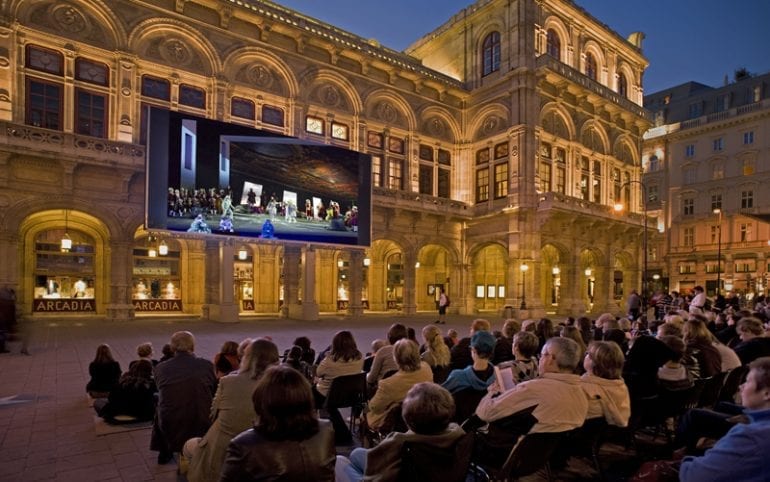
[336,382,465,482]
[682,319,721,379]
[442,331,496,394]
[94,359,157,423]
[286,336,316,366]
[561,325,587,373]
[444,329,459,349]
[313,330,364,445]
[421,325,451,369]
[158,343,174,363]
[711,334,742,372]
[508,331,540,383]
[282,345,314,381]
[214,340,240,378]
[219,365,335,482]
[733,317,770,365]
[367,323,408,386]
[580,341,631,427]
[576,316,593,346]
[86,343,122,398]
[366,339,433,430]
[535,318,555,351]
[492,319,519,364]
[679,357,770,481]
[363,338,387,373]
[623,332,671,400]
[128,342,158,370]
[449,318,491,370]
[475,337,588,437]
[151,331,218,464]
[657,335,695,391]
[183,339,279,482]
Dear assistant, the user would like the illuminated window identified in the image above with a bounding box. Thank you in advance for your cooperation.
[494,162,508,198]
[305,116,324,135]
[476,168,489,202]
[370,155,382,187]
[740,223,752,242]
[482,31,501,76]
[712,163,724,180]
[555,166,565,194]
[539,161,551,192]
[331,122,349,140]
[367,131,384,149]
[388,158,403,190]
[476,148,490,165]
[683,227,694,247]
[743,159,755,176]
[388,137,405,154]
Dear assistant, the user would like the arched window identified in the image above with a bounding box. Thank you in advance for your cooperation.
[618,72,628,98]
[482,32,501,76]
[585,53,597,81]
[546,29,561,59]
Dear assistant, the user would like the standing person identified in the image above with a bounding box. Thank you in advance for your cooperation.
[151,331,218,465]
[689,286,707,316]
[436,288,448,324]
[627,289,642,321]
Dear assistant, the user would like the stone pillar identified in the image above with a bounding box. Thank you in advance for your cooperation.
[106,240,135,321]
[205,240,239,322]
[401,250,417,315]
[347,250,365,317]
[281,245,301,318]
[565,249,587,315]
[289,246,319,320]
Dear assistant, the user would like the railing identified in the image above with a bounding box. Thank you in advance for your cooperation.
[536,191,648,224]
[677,99,768,132]
[2,122,145,167]
[535,55,652,121]
[371,186,472,218]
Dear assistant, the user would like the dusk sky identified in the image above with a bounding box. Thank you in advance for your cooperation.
[273,0,770,95]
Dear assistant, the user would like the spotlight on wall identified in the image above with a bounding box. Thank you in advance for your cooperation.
[238,246,248,261]
[158,240,168,256]
[60,209,72,252]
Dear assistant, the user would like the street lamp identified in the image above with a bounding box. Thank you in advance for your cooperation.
[520,262,529,310]
[614,180,649,314]
[714,208,722,296]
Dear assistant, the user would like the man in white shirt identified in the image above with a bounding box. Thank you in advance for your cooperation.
[689,285,707,315]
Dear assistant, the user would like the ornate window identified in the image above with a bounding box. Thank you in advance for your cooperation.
[371,155,382,187]
[262,105,284,126]
[231,97,255,120]
[26,78,62,130]
[33,228,96,313]
[141,75,171,101]
[75,58,109,86]
[482,31,501,76]
[179,84,206,109]
[546,29,561,59]
[741,190,754,209]
[331,122,349,141]
[26,45,63,75]
[476,168,490,202]
[618,73,628,98]
[494,162,508,199]
[75,88,107,138]
[585,53,597,81]
[305,116,324,135]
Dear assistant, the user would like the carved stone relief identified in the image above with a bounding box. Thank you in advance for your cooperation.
[145,37,206,74]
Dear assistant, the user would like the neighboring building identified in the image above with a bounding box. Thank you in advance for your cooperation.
[0,0,649,321]
[643,72,770,300]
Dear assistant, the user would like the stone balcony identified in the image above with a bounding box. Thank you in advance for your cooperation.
[1,121,145,169]
[372,186,472,220]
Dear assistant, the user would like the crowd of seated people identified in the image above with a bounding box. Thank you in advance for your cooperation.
[82,291,770,481]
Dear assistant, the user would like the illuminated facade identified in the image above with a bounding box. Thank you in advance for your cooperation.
[0,0,650,321]
[643,72,770,299]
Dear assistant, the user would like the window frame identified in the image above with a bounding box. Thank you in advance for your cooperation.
[74,87,108,138]
[482,31,501,77]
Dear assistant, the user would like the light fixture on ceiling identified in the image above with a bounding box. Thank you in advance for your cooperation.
[60,209,72,252]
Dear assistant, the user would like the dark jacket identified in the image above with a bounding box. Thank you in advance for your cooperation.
[219,420,335,482]
[97,377,157,422]
[449,337,472,370]
[734,338,770,365]
[150,352,217,452]
[86,361,122,393]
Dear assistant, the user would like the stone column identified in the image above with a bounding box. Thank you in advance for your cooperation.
[289,246,319,320]
[401,250,417,315]
[205,240,239,322]
[281,245,301,318]
[347,250,365,317]
[105,240,135,321]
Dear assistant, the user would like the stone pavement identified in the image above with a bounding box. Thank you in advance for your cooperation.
[0,312,484,482]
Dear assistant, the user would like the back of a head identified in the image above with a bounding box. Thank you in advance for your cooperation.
[683,319,710,344]
[587,341,624,379]
[293,336,312,353]
[387,323,409,345]
[738,317,764,337]
[393,339,421,372]
[242,338,280,379]
[470,331,496,359]
[545,337,580,372]
[659,335,686,363]
[603,328,627,349]
[252,365,318,441]
[513,331,540,359]
[129,359,154,380]
[470,318,491,334]
[749,357,770,392]
[136,342,153,358]
[286,345,303,361]
[220,340,239,356]
[94,344,114,363]
[502,319,520,338]
[658,322,682,338]
[402,382,455,435]
[170,331,195,354]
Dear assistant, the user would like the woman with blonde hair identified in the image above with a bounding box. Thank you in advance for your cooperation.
[682,318,721,379]
[184,338,280,482]
[421,325,450,368]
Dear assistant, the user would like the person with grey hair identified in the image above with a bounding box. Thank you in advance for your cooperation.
[150,331,218,465]
[475,337,588,436]
[366,339,433,430]
[336,382,465,482]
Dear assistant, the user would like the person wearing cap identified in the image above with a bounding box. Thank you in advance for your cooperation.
[441,331,497,394]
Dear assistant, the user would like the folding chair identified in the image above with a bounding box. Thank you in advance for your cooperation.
[399,431,487,482]
[484,431,572,481]
[717,365,749,403]
[559,418,609,481]
[697,371,728,408]
[451,388,487,424]
[359,402,407,448]
[432,364,452,384]
[324,372,368,433]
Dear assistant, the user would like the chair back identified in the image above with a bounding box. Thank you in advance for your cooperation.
[718,365,749,403]
[324,372,367,410]
[451,388,487,424]
[697,371,727,408]
[432,364,451,384]
[500,431,570,478]
[399,431,476,482]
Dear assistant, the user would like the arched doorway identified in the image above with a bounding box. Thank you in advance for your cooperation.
[470,243,508,312]
[416,244,452,311]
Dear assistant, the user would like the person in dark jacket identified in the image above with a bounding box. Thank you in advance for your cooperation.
[150,331,217,464]
[442,331,496,394]
[86,344,122,398]
[733,317,770,365]
[219,365,335,481]
[449,318,491,370]
[94,359,157,423]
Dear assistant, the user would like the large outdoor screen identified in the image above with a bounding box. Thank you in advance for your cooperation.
[146,108,372,247]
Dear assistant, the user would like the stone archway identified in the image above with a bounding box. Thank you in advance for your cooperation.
[469,243,508,313]
[415,244,453,312]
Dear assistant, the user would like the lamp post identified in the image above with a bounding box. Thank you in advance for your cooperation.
[614,180,648,315]
[520,262,529,310]
[714,208,722,296]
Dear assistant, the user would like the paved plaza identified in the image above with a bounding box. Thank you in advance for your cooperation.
[0,312,483,482]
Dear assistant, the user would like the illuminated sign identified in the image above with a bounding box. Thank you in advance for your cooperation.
[33,299,96,312]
